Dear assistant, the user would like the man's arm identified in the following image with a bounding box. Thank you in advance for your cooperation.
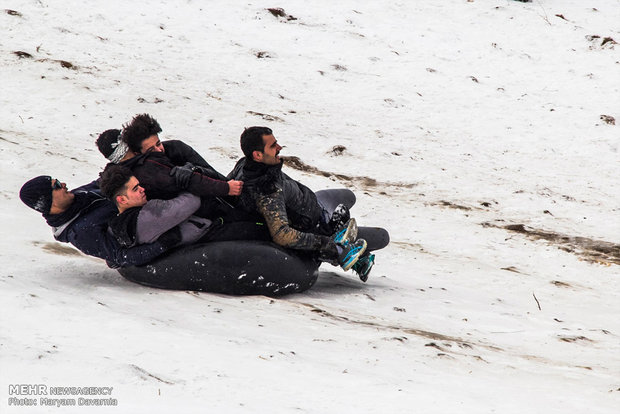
[139,155,230,199]
[71,179,100,193]
[135,193,201,244]
[163,140,227,181]
[67,204,176,267]
[255,188,330,251]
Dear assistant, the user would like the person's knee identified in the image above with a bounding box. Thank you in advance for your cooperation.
[316,188,356,210]
[341,189,356,208]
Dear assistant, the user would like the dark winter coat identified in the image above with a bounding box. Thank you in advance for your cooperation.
[119,152,229,200]
[228,158,334,255]
[162,140,227,181]
[116,151,230,218]
[228,158,323,229]
[49,181,173,268]
[108,193,212,248]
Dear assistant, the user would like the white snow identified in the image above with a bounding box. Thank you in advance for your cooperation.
[1,0,619,413]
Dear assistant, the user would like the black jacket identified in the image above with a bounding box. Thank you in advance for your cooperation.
[49,181,173,267]
[116,152,229,218]
[229,158,323,230]
[163,140,227,181]
[227,158,334,256]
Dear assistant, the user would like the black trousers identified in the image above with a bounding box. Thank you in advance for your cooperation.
[199,220,271,243]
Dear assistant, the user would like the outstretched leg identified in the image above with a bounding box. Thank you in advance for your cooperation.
[200,220,272,243]
[315,188,356,219]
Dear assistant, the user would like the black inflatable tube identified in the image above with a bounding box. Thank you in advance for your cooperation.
[117,240,320,296]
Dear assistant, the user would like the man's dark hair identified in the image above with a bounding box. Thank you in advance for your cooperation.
[95,129,121,158]
[121,113,162,153]
[240,126,272,159]
[99,164,134,203]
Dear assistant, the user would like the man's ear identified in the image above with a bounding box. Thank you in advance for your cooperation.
[252,150,263,162]
[115,194,127,206]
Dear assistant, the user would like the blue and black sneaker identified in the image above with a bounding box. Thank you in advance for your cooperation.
[338,238,367,272]
[332,218,358,246]
[352,252,375,282]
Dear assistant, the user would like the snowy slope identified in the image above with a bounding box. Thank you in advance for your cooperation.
[1,1,619,413]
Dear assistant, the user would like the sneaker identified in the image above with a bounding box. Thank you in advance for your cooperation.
[352,252,375,282]
[338,238,367,271]
[328,204,350,233]
[332,218,358,246]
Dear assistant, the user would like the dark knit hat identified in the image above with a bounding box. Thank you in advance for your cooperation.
[19,175,53,214]
[96,129,128,163]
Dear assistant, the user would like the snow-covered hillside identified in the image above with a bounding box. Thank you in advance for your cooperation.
[1,1,619,412]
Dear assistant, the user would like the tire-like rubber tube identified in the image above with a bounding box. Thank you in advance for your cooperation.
[118,241,320,296]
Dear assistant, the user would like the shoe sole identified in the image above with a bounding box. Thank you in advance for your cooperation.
[333,218,358,245]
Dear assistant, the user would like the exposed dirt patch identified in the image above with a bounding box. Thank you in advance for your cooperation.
[300,302,482,348]
[281,155,417,190]
[501,266,522,273]
[601,37,617,47]
[247,111,285,122]
[558,335,594,343]
[255,51,273,59]
[266,8,297,21]
[484,223,620,266]
[328,145,347,156]
[56,59,75,69]
[391,241,437,256]
[129,364,175,384]
[33,241,82,256]
[137,97,164,104]
[13,50,33,59]
[12,52,78,70]
[207,146,240,160]
[433,200,475,211]
[600,114,615,125]
[586,34,617,49]
[295,302,591,368]
[0,135,19,145]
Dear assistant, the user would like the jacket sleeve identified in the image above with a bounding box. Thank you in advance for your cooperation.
[141,157,230,199]
[254,188,330,251]
[185,170,230,197]
[66,211,171,267]
[135,193,202,244]
[163,140,227,181]
[71,179,101,194]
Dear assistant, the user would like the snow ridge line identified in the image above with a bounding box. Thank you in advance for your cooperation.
[483,222,620,266]
[297,302,499,351]
[281,155,417,190]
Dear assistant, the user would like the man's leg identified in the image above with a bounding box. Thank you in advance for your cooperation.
[200,221,272,243]
[315,189,356,219]
[314,189,356,236]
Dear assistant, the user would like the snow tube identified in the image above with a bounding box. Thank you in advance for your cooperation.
[358,226,390,252]
[118,241,320,296]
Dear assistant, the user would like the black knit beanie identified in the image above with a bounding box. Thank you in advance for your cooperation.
[96,129,127,162]
[19,175,53,214]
